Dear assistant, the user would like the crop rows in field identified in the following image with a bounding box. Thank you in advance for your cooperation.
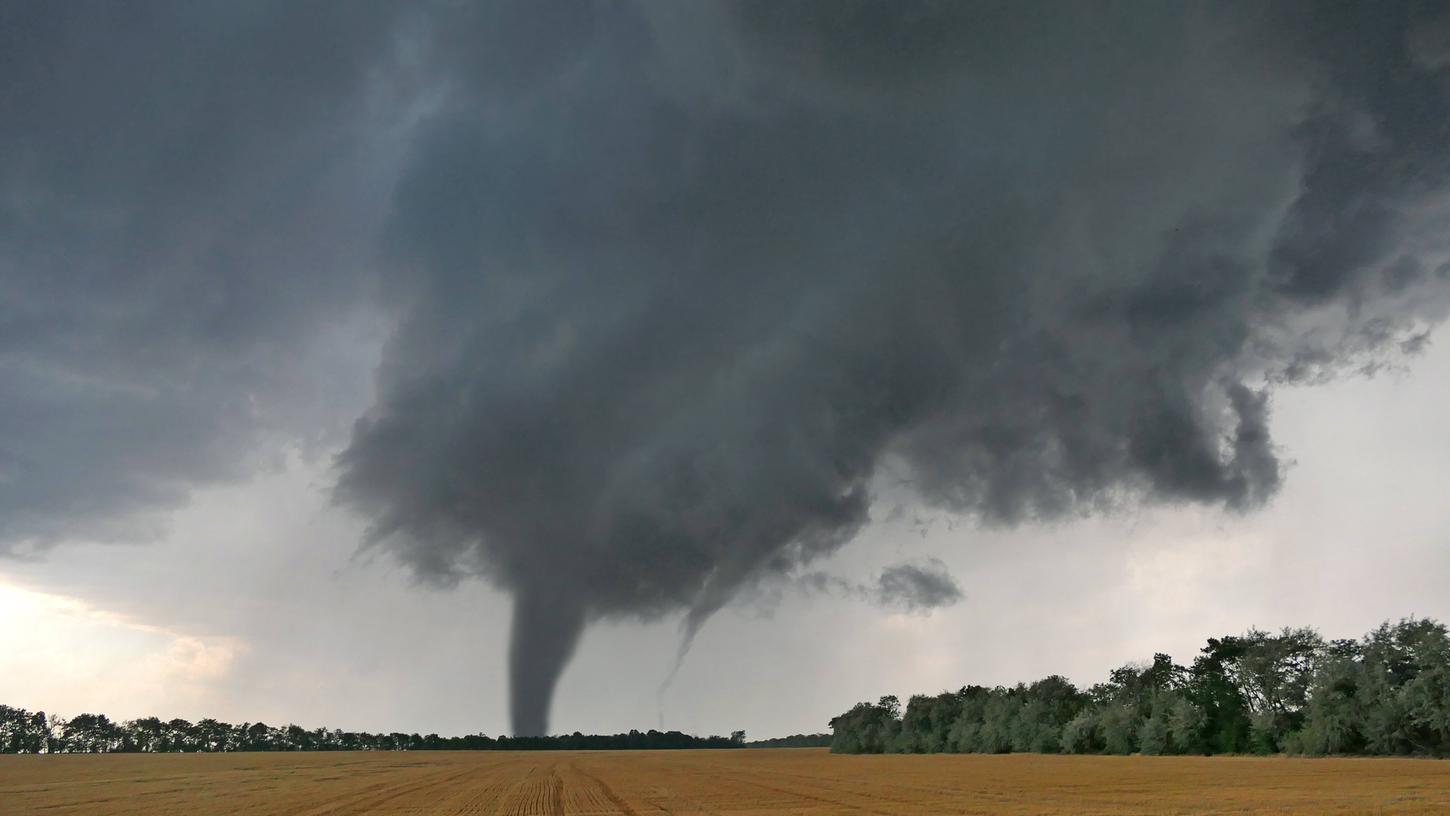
[2,748,1450,815]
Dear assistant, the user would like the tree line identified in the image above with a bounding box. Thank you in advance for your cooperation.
[0,711,749,754]
[830,617,1450,757]
[744,733,832,748]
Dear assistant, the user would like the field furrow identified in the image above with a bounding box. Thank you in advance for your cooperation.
[4,749,1450,815]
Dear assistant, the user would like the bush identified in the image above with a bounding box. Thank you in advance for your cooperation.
[1099,706,1140,755]
[1138,712,1169,756]
[1060,710,1100,754]
[1167,697,1206,754]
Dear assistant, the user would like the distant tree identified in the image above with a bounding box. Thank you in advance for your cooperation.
[1350,618,1450,755]
[1097,705,1140,755]
[828,696,902,754]
[63,714,123,753]
[1166,695,1206,754]
[1138,711,1168,755]
[1186,638,1252,753]
[973,690,1017,754]
[944,686,991,753]
[1059,709,1099,754]
[899,691,965,753]
[194,719,232,752]
[45,715,67,754]
[1138,692,1180,756]
[827,618,1450,758]
[164,719,197,752]
[745,733,831,748]
[126,717,166,753]
[1013,676,1085,753]
[1221,627,1325,752]
[0,706,46,753]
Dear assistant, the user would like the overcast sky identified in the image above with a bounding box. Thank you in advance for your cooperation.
[3,2,1450,739]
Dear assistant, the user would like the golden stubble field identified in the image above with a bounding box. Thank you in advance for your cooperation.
[2,748,1449,815]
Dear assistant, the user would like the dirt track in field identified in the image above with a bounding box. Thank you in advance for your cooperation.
[3,748,1449,815]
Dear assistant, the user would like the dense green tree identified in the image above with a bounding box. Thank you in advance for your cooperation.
[944,686,991,752]
[0,706,48,754]
[125,717,167,753]
[1166,695,1207,754]
[898,691,965,753]
[61,714,123,753]
[1011,677,1085,753]
[745,733,831,748]
[1097,705,1140,755]
[830,618,1450,759]
[1220,627,1325,752]
[1185,638,1252,753]
[828,696,901,754]
[1060,709,1100,754]
[1138,693,1178,755]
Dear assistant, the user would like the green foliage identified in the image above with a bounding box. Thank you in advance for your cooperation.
[744,733,831,748]
[1166,695,1207,754]
[1348,618,1450,756]
[828,697,901,754]
[0,706,749,754]
[1187,638,1252,754]
[976,692,1016,753]
[1060,709,1100,754]
[1137,711,1168,755]
[1248,711,1281,754]
[1139,692,1187,755]
[1098,705,1140,755]
[897,691,965,753]
[830,617,1450,758]
[0,706,49,754]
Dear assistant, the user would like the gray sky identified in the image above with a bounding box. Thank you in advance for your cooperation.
[3,2,1450,739]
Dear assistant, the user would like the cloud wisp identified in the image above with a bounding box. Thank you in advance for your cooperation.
[799,560,964,615]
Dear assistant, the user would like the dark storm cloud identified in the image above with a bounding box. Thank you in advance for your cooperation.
[335,2,1450,736]
[876,561,964,613]
[7,2,1450,739]
[0,1,408,546]
[800,559,964,614]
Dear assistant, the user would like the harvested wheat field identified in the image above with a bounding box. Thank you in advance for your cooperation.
[2,748,1449,815]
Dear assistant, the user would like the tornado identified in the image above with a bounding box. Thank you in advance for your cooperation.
[508,585,586,737]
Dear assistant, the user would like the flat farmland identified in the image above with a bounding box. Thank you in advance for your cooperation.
[2,748,1449,815]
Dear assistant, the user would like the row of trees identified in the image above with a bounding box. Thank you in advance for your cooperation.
[744,733,832,748]
[0,710,748,754]
[830,618,1450,757]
